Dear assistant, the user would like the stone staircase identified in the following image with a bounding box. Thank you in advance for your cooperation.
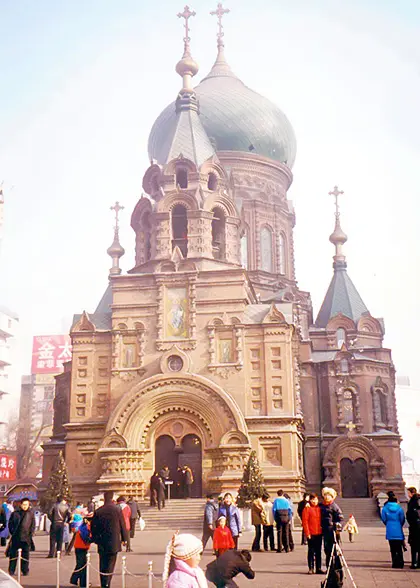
[336,498,382,527]
[140,499,206,532]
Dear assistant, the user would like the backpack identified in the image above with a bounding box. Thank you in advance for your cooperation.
[79,522,92,544]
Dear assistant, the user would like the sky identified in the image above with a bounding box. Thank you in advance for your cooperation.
[0,0,419,414]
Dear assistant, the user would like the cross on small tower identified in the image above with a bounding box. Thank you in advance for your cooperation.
[177,5,196,43]
[110,201,124,230]
[210,2,230,45]
[329,185,344,217]
[345,421,357,435]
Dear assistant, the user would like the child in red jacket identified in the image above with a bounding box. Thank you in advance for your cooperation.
[213,516,235,557]
[70,516,92,587]
[302,493,323,575]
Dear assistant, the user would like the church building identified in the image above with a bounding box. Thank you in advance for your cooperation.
[42,4,404,502]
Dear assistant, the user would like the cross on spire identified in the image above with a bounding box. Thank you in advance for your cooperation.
[110,201,124,230]
[210,2,230,47]
[177,5,196,44]
[329,185,344,217]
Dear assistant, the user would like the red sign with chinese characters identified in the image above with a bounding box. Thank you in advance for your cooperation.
[31,335,72,374]
[0,453,16,482]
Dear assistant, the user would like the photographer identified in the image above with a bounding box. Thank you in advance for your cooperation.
[320,488,344,567]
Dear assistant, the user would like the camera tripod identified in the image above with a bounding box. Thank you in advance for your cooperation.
[322,532,357,588]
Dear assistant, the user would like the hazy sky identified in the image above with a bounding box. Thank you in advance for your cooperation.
[1,0,419,411]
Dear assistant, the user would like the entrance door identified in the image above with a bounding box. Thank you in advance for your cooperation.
[340,457,369,498]
[178,434,202,498]
[155,435,178,478]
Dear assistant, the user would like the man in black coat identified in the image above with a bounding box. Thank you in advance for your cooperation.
[407,486,420,569]
[91,491,129,588]
[127,496,141,539]
[8,498,36,577]
[206,549,255,587]
[47,495,71,557]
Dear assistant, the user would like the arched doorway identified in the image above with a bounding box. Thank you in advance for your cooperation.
[340,457,369,497]
[178,434,202,498]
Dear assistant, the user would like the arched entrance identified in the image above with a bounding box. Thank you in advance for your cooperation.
[154,433,203,498]
[340,457,369,497]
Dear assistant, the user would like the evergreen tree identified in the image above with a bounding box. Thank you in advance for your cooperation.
[237,450,266,508]
[40,451,73,512]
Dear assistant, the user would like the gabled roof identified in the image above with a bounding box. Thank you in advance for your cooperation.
[315,266,369,328]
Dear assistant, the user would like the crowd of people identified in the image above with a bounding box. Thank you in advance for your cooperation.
[0,484,419,586]
[150,464,195,509]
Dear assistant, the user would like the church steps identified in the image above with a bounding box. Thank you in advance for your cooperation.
[140,499,206,531]
[336,498,382,527]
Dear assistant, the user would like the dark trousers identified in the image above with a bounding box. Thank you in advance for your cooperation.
[1,536,6,547]
[411,541,420,567]
[9,539,30,576]
[98,548,118,588]
[307,535,322,571]
[389,540,404,568]
[185,484,192,498]
[129,518,136,539]
[263,525,275,550]
[252,524,262,551]
[288,524,295,551]
[276,521,290,552]
[323,531,335,568]
[70,548,88,587]
[49,524,65,557]
[202,526,214,550]
[301,528,307,545]
[233,535,239,549]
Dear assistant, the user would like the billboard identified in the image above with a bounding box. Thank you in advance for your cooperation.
[31,335,72,375]
[0,453,17,482]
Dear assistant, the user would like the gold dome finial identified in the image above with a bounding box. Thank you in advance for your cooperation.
[107,201,125,276]
[176,6,198,91]
[328,186,347,269]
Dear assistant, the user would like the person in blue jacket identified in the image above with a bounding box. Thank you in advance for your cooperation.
[381,493,406,568]
[272,490,293,553]
[218,493,241,548]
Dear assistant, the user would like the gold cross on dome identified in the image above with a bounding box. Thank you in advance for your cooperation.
[210,2,230,44]
[177,5,196,43]
[329,185,344,217]
[110,201,124,229]
[345,421,357,435]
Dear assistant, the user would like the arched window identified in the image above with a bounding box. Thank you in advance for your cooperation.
[171,204,188,257]
[207,172,218,191]
[260,227,273,272]
[142,211,152,261]
[279,233,286,275]
[340,358,349,373]
[240,233,248,269]
[337,328,346,348]
[211,208,226,260]
[176,167,188,189]
[379,392,388,426]
[342,389,355,423]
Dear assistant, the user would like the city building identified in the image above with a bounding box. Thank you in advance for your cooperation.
[42,5,404,501]
[395,376,420,488]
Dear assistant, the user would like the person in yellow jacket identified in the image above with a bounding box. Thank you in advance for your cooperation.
[343,514,359,542]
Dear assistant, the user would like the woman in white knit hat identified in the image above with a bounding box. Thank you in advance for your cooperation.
[163,533,208,587]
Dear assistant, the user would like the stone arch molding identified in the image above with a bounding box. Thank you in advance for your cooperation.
[323,435,384,468]
[105,373,249,451]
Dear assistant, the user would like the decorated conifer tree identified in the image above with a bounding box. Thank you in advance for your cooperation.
[237,450,266,508]
[40,450,73,512]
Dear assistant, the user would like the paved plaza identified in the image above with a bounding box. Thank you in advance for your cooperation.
[1,528,419,588]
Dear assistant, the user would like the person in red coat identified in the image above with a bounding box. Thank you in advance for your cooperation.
[213,516,235,557]
[116,497,132,552]
[301,493,324,575]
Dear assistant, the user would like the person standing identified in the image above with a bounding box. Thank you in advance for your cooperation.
[70,514,92,588]
[87,497,95,514]
[218,493,241,549]
[116,496,132,552]
[0,499,13,547]
[343,514,359,543]
[91,490,128,588]
[159,465,171,499]
[48,495,71,558]
[320,487,344,568]
[213,516,235,557]
[381,492,405,569]
[407,486,420,569]
[297,493,310,545]
[272,490,292,553]
[184,465,194,499]
[202,494,218,550]
[127,496,141,540]
[251,495,265,552]
[8,498,35,578]
[262,493,275,552]
[284,493,295,552]
[302,493,323,575]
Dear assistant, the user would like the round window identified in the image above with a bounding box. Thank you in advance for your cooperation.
[167,355,183,372]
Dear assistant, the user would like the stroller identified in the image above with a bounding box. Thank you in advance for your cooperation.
[321,530,357,588]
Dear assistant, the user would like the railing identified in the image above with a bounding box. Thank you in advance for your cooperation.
[8,549,163,587]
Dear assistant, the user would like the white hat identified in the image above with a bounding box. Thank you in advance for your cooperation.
[163,533,203,586]
[322,487,337,500]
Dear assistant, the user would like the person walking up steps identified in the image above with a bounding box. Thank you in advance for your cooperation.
[301,493,324,575]
[343,514,359,543]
